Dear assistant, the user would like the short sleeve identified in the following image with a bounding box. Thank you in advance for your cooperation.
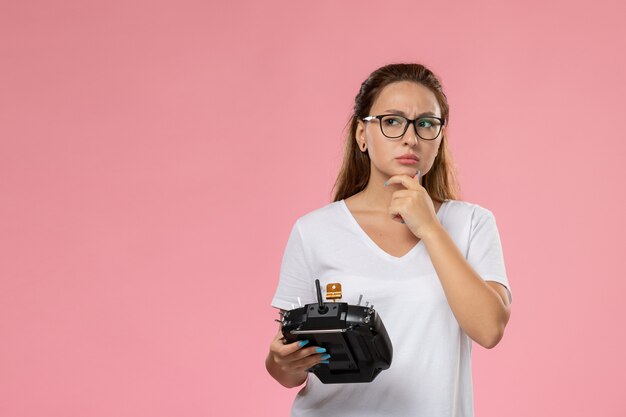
[271,220,314,311]
[466,209,512,304]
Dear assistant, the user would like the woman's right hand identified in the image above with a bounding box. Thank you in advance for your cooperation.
[268,329,330,374]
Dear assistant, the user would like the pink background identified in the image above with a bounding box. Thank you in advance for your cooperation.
[1,0,625,415]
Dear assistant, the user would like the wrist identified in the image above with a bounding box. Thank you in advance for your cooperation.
[420,223,446,243]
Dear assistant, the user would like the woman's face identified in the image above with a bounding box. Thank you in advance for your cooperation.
[356,81,445,180]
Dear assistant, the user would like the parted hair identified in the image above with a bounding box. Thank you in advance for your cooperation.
[331,63,461,203]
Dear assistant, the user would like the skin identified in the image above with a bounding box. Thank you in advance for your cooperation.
[265,318,326,388]
[353,80,444,221]
[350,81,445,247]
[266,80,511,389]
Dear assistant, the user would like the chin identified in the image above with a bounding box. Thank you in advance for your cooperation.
[401,166,421,175]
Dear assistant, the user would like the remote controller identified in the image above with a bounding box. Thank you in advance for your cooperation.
[280,279,393,383]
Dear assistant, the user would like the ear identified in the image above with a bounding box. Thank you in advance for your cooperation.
[355,119,366,150]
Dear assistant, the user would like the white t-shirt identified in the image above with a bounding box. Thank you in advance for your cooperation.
[271,199,512,417]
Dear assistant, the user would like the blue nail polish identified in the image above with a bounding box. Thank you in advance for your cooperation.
[384,180,388,186]
[320,360,330,364]
[298,340,310,347]
[320,354,331,360]
[316,347,326,353]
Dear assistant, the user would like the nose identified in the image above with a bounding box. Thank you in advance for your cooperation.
[403,122,419,145]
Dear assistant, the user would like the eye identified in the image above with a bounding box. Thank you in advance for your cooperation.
[418,118,440,128]
[383,116,403,126]
[418,119,433,128]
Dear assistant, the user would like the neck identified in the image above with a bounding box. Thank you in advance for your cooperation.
[356,169,439,212]
[358,170,401,212]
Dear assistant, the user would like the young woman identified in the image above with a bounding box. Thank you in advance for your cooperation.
[265,63,512,417]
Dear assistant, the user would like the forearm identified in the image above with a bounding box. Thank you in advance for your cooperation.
[422,224,510,348]
[265,352,308,388]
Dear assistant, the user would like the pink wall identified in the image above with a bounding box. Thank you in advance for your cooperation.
[2,0,625,415]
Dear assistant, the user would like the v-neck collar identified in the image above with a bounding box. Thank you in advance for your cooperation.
[339,199,449,262]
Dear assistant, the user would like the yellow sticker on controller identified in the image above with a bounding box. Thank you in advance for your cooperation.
[326,283,342,300]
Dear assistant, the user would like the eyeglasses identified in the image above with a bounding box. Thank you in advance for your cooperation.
[362,114,445,140]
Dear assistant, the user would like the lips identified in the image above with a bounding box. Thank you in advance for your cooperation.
[396,154,419,161]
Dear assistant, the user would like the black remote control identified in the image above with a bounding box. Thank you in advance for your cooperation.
[280,279,393,383]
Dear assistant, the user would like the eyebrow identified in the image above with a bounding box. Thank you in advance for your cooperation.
[383,109,440,118]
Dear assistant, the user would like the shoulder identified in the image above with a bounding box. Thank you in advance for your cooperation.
[291,200,345,232]
[442,199,497,225]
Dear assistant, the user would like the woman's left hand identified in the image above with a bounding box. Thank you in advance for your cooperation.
[385,171,441,239]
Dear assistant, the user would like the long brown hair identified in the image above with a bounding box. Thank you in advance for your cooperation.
[331,63,461,203]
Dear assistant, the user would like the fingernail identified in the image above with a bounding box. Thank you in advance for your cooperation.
[384,180,388,186]
[320,354,331,360]
[315,347,326,353]
[298,340,310,347]
[320,360,330,364]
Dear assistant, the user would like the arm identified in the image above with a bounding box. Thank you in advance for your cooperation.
[421,225,511,349]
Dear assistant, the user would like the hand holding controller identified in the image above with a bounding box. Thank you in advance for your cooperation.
[278,279,393,384]
[268,328,331,378]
